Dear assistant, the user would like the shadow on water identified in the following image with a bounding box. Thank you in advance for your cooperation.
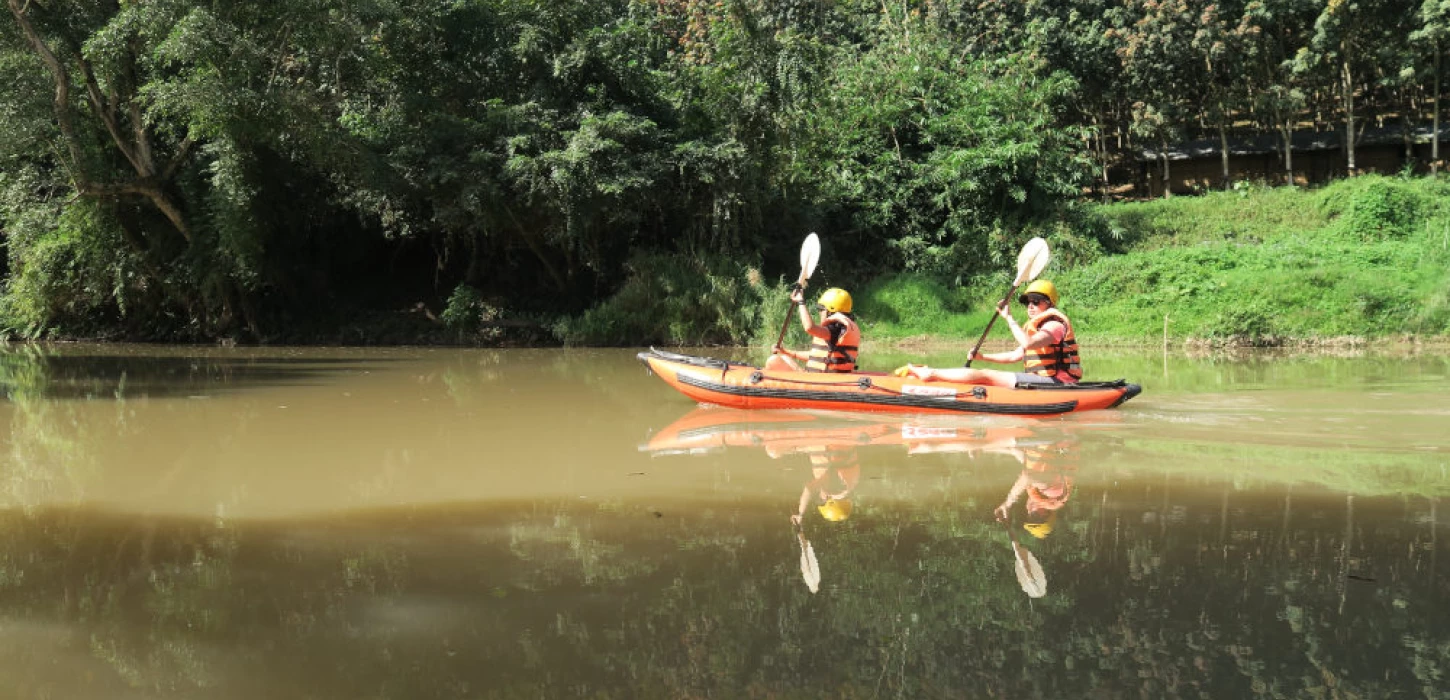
[0,344,406,400]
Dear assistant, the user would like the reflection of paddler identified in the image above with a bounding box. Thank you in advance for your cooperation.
[786,445,860,595]
[789,446,861,525]
[991,436,1077,540]
[966,426,1071,598]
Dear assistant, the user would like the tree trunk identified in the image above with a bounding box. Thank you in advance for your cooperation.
[1403,102,1415,173]
[1342,54,1357,176]
[1219,118,1231,190]
[1161,135,1172,199]
[1436,46,1442,175]
[1095,112,1111,203]
[8,0,193,241]
[1284,119,1295,186]
[501,204,569,293]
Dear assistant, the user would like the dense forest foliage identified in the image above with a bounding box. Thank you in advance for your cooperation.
[2,0,1449,343]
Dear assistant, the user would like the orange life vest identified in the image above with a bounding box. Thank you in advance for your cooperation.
[1021,440,1078,512]
[806,313,860,373]
[807,448,861,496]
[807,446,860,470]
[1022,309,1082,381]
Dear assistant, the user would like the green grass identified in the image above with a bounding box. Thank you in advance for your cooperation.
[859,175,1450,347]
[854,273,985,339]
[566,174,1450,348]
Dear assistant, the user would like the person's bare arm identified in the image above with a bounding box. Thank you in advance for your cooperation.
[994,471,1032,521]
[971,307,1057,363]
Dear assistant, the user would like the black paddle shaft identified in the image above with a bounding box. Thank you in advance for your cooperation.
[965,279,1019,368]
[773,283,803,350]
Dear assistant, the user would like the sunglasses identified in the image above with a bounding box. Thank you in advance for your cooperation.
[1020,294,1050,306]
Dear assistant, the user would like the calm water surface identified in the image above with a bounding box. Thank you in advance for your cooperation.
[1,344,1447,698]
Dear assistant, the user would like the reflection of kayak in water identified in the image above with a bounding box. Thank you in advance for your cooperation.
[641,407,1025,456]
[638,348,1141,417]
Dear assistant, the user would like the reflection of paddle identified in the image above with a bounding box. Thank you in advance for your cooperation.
[773,233,822,350]
[966,237,1051,367]
[1003,519,1047,598]
[795,523,821,593]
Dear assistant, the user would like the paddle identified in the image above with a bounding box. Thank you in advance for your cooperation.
[773,233,822,350]
[1003,519,1047,598]
[965,237,1051,367]
[795,523,821,593]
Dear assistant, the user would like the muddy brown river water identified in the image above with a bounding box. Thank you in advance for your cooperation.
[0,344,1446,698]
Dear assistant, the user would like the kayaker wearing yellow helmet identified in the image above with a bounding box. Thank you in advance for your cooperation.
[993,436,1077,540]
[768,287,861,373]
[897,279,1081,388]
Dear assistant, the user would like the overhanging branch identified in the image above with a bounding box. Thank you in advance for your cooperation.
[9,0,190,241]
[8,0,88,183]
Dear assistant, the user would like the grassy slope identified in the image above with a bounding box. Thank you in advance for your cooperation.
[861,175,1450,346]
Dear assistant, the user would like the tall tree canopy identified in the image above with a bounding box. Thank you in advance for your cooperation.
[0,0,1444,342]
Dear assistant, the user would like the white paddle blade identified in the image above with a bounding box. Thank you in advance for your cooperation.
[799,233,821,283]
[1013,237,1051,285]
[799,539,821,593]
[1015,548,1047,598]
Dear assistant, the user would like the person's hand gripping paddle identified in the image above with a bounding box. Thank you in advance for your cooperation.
[965,237,1051,367]
[772,233,822,352]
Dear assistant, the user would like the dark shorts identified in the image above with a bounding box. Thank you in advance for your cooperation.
[1014,372,1066,386]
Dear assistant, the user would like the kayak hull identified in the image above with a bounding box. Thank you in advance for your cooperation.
[642,407,1043,456]
[638,348,1141,417]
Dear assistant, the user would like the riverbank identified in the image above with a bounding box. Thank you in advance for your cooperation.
[12,175,1446,350]
[276,170,1450,348]
[737,175,1450,352]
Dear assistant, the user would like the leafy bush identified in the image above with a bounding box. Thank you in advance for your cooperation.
[1204,300,1278,345]
[0,200,136,339]
[556,252,771,346]
[1319,176,1425,241]
[441,285,485,333]
[440,284,512,344]
[1417,273,1450,334]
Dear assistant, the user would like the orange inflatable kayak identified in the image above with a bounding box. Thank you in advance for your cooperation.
[638,348,1141,416]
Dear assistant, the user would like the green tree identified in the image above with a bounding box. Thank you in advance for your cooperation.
[0,0,397,337]
[1414,0,1450,172]
[1192,0,1269,189]
[1108,0,1201,198]
[1035,0,1129,202]
[790,14,1091,276]
[1248,0,1319,185]
[1296,0,1414,176]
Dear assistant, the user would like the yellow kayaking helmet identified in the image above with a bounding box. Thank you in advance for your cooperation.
[1018,280,1058,307]
[1023,510,1057,539]
[818,498,853,522]
[817,288,853,314]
